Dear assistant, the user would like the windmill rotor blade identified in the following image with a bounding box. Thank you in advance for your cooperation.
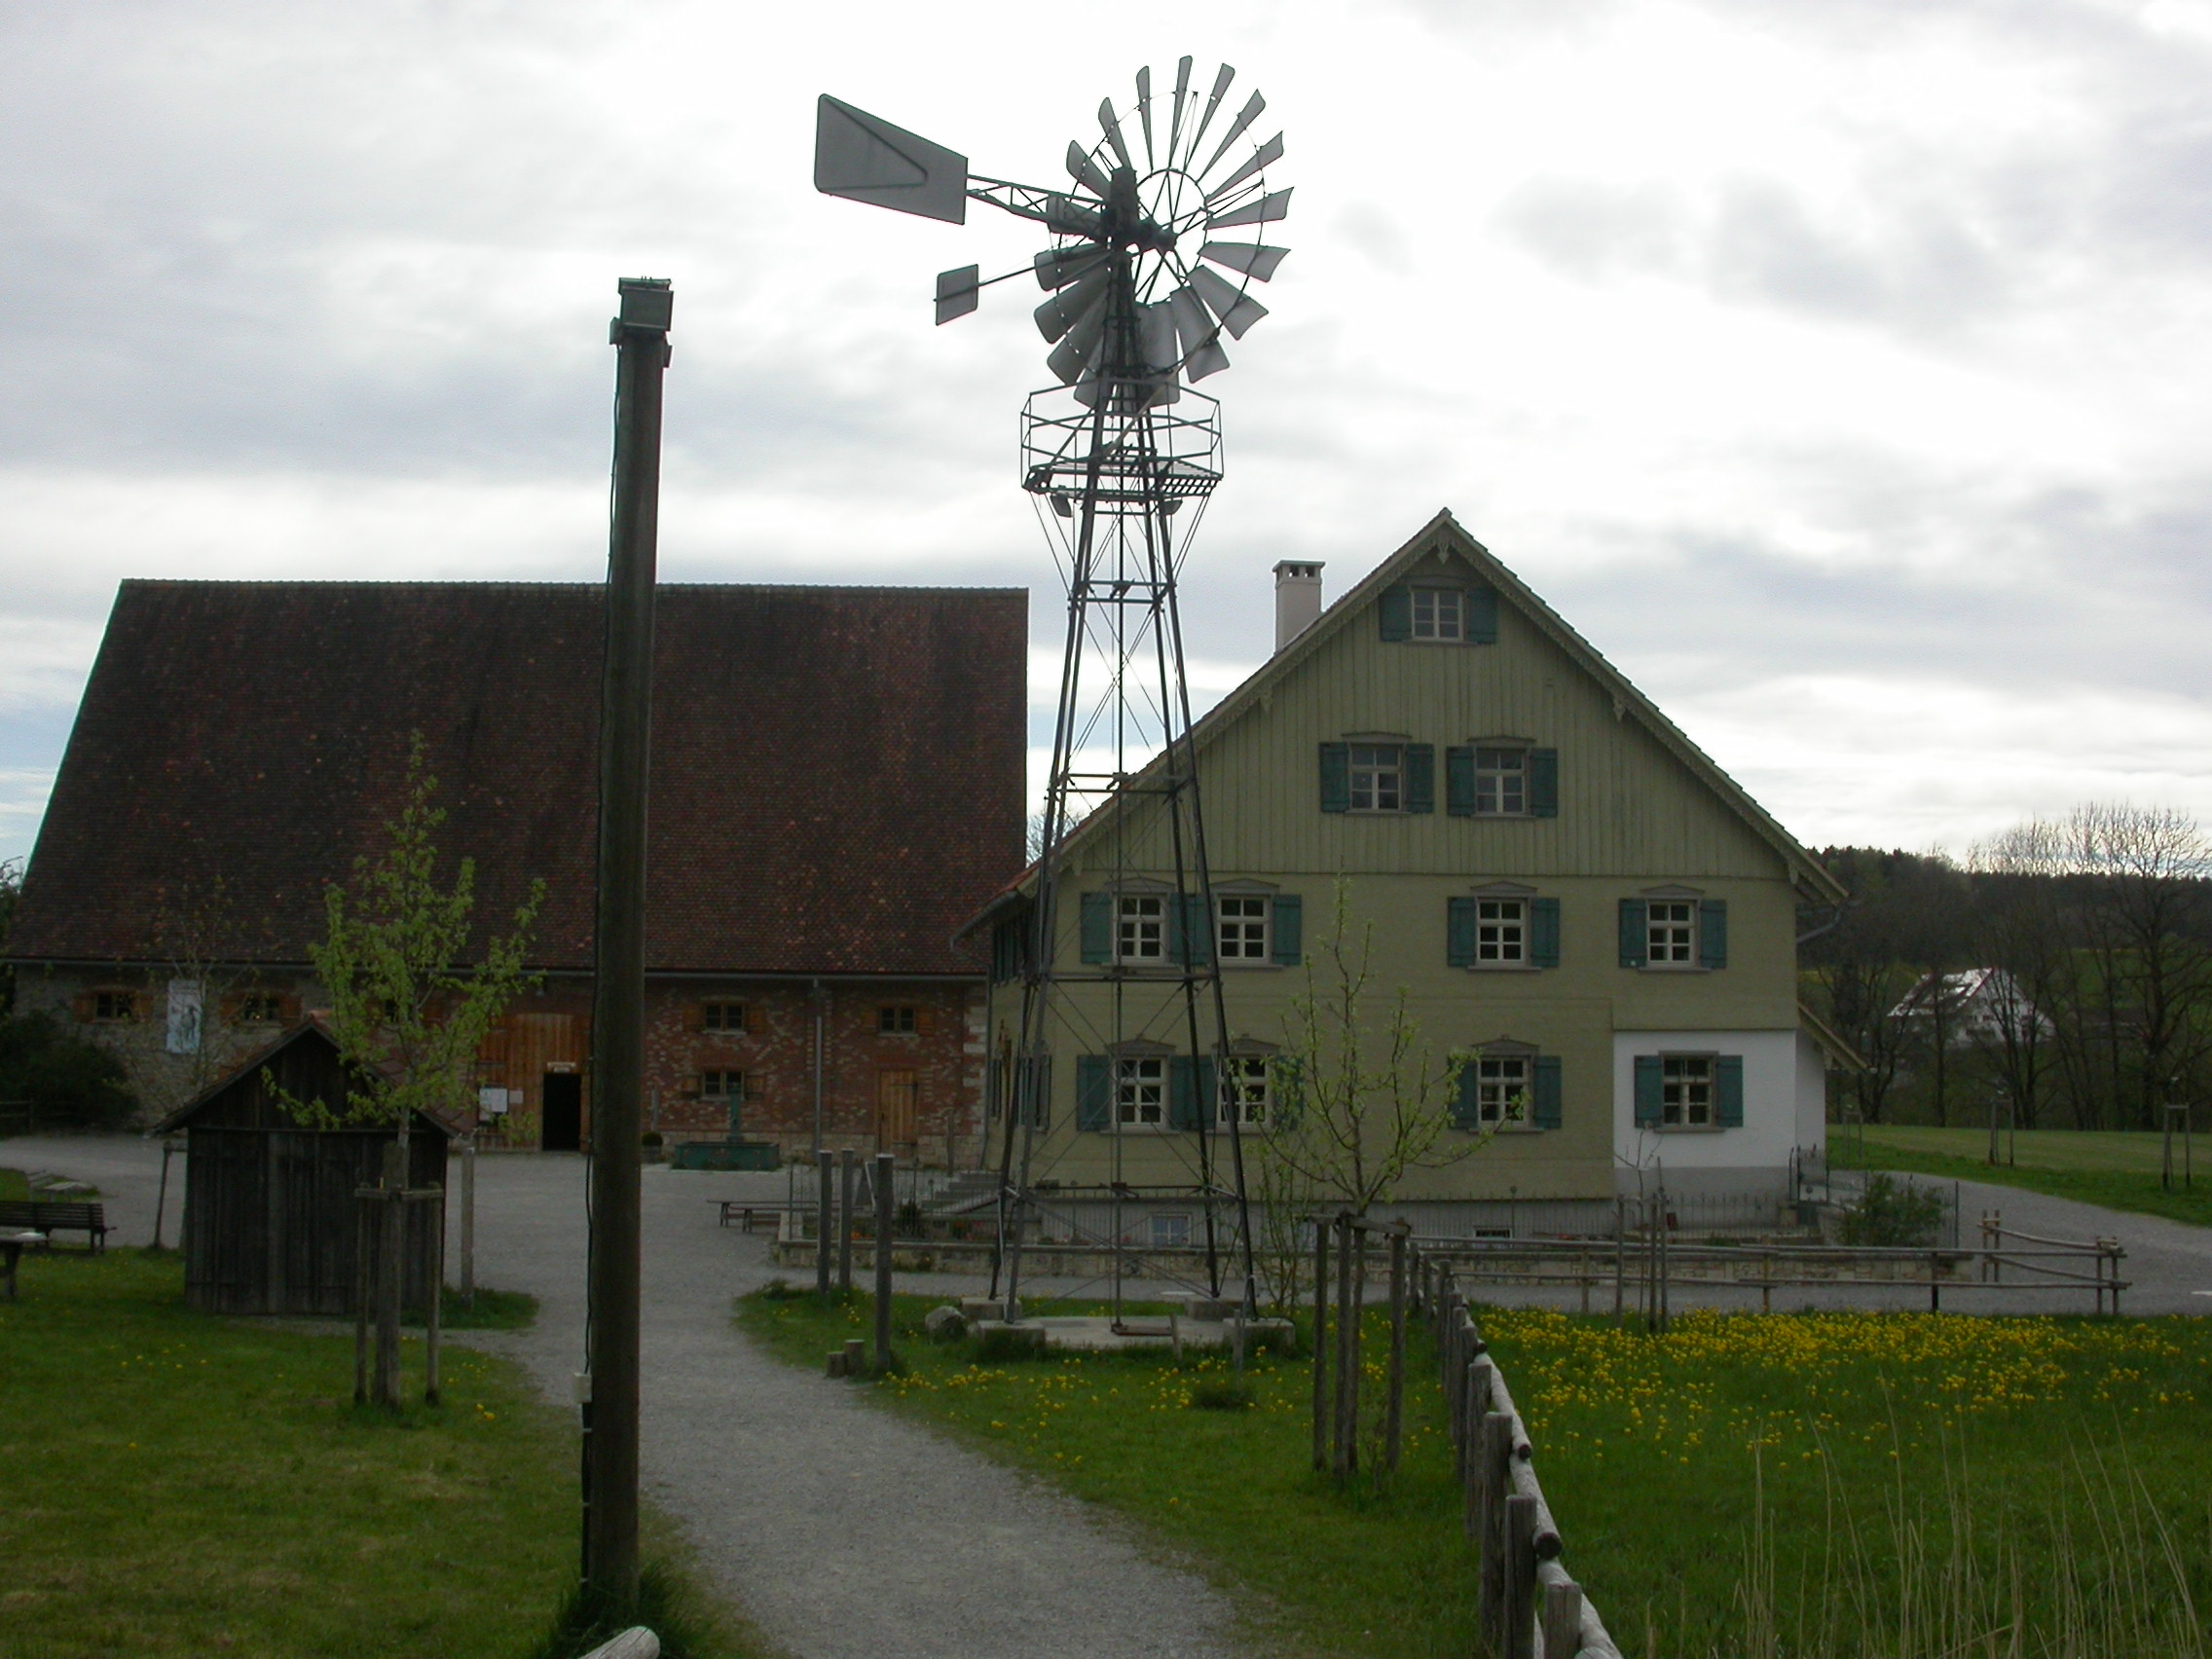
[1187,265,1269,339]
[1167,55,1193,166]
[1206,186,1292,230]
[1168,285,1231,381]
[1135,67,1155,168]
[1185,64,1235,169]
[1198,240,1290,282]
[1048,302,1109,384]
[1200,91,1267,180]
[814,93,969,224]
[935,265,980,325]
[1033,265,1110,343]
[1065,140,1113,200]
[1098,98,1134,174]
[1204,132,1283,204]
[1034,245,1109,290]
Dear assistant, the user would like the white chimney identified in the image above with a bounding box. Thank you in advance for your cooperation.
[1273,561,1325,653]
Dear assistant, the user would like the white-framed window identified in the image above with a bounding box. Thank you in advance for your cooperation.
[1647,902,1697,967]
[1475,747,1528,815]
[1219,1055,1271,1125]
[1477,1055,1531,1125]
[1477,899,1526,965]
[1662,1054,1714,1126]
[1117,1056,1167,1127]
[1349,744,1403,812]
[1411,586,1464,642]
[701,1068,746,1101]
[1218,896,1270,961]
[1116,895,1165,963]
[1150,1212,1193,1247]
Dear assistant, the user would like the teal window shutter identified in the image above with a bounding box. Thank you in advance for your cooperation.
[1272,894,1303,966]
[1532,1055,1563,1130]
[1379,584,1412,642]
[1530,748,1559,818]
[1080,893,1112,964]
[1618,899,1648,969]
[1171,895,1212,966]
[1634,1055,1663,1126]
[1405,744,1435,814]
[1169,1056,1201,1130]
[1699,900,1728,970]
[1447,897,1478,968]
[1319,743,1351,812]
[1715,1054,1745,1126]
[1075,1055,1110,1131]
[1467,586,1499,645]
[1272,1056,1304,1128]
[1446,746,1475,816]
[1451,1058,1480,1130]
[1530,897,1561,969]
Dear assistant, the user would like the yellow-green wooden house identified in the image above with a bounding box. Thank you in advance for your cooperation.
[970,510,1852,1235]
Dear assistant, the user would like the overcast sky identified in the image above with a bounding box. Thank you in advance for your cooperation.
[5,0,2210,870]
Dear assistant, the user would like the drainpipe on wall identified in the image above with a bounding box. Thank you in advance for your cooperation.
[811,978,827,1156]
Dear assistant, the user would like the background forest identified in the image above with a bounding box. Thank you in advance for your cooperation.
[1807,804,2212,1132]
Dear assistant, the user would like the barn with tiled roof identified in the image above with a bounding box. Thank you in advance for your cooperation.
[6,579,1027,1161]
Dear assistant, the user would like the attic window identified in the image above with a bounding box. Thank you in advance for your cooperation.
[879,1005,918,1034]
[702,1002,748,1033]
[1411,586,1464,642]
[238,993,284,1023]
[92,991,137,1022]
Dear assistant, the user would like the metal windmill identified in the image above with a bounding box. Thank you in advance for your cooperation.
[816,60,1290,1320]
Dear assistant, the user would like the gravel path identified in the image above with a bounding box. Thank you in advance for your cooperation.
[4,1136,1244,1659]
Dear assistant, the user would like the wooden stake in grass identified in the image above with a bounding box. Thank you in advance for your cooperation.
[1309,1218,1330,1473]
[378,1139,405,1409]
[873,1152,895,1373]
[1383,1226,1406,1474]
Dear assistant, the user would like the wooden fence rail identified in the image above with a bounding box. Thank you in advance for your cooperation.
[1419,1247,1623,1659]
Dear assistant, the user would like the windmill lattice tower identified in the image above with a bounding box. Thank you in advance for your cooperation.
[816,59,1292,1319]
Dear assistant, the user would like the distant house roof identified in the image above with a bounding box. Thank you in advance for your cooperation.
[10,580,1027,977]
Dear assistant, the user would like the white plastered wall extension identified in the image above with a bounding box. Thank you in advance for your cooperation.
[1611,1030,1809,1201]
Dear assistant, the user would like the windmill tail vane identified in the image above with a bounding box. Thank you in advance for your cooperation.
[813,60,1291,1324]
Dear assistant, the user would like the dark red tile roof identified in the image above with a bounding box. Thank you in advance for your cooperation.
[8,580,1027,977]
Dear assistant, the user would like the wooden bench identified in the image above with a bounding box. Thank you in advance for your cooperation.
[0,1200,109,1253]
[714,1199,799,1235]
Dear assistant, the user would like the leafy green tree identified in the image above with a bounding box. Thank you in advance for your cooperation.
[1248,878,1485,1309]
[279,737,542,1135]
[0,1011,136,1127]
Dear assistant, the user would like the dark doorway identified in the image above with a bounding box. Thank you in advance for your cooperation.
[541,1073,582,1152]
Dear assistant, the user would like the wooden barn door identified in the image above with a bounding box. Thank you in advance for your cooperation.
[876,1069,918,1155]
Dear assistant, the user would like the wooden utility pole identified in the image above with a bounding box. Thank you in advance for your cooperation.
[584,275,672,1607]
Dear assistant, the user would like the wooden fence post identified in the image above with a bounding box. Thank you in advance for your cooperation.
[1384,1228,1407,1473]
[1333,1214,1360,1478]
[1505,1491,1539,1659]
[425,1181,444,1407]
[376,1138,405,1409]
[872,1152,895,1372]
[1464,1356,1495,1541]
[1478,1411,1513,1649]
[352,1196,370,1406]
[1310,1218,1330,1473]
[814,1152,834,1302]
[838,1149,857,1294]
[1541,1570,1583,1659]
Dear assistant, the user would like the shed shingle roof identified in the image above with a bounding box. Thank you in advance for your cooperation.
[8,579,1027,977]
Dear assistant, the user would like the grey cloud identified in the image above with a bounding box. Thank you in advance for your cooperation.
[1495,178,1688,281]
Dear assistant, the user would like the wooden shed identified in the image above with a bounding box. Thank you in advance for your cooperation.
[157,1018,451,1315]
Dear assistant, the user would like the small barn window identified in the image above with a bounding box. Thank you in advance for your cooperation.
[92,991,137,1022]
[878,1005,918,1034]
[701,1002,749,1033]
[238,993,285,1023]
[701,1069,747,1101]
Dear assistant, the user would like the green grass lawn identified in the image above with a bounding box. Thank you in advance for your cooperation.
[739,1287,2212,1659]
[1833,1124,2212,1230]
[0,1250,757,1659]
